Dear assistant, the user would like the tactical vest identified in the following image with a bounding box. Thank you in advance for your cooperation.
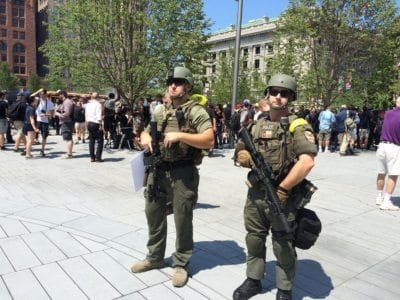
[251,115,298,183]
[154,100,203,163]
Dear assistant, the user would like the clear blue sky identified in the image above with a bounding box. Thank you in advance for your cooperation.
[203,0,400,32]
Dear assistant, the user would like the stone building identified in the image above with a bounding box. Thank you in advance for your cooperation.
[204,17,277,98]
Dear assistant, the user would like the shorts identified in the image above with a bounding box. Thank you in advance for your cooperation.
[61,122,74,141]
[38,122,49,139]
[13,120,24,135]
[103,115,115,131]
[376,143,400,175]
[0,118,8,134]
[359,128,369,139]
[22,123,34,135]
[75,122,86,131]
[318,128,331,142]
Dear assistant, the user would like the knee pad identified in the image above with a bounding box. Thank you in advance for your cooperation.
[294,208,321,250]
[246,234,266,258]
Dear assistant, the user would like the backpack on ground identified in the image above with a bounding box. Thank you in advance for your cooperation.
[7,101,25,121]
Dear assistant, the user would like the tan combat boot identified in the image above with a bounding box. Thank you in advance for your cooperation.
[131,259,164,273]
[172,267,188,287]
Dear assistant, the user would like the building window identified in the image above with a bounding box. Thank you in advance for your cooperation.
[0,28,6,37]
[254,59,260,69]
[212,65,216,74]
[13,43,25,74]
[0,15,5,25]
[255,46,260,55]
[243,48,248,56]
[12,17,24,28]
[12,7,24,17]
[0,41,6,62]
[0,5,5,14]
[267,44,273,54]
[211,53,216,60]
[12,31,24,39]
[243,61,248,70]
[220,51,226,58]
[12,0,25,5]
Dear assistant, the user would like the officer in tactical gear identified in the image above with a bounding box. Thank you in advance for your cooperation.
[233,74,318,300]
[131,66,214,288]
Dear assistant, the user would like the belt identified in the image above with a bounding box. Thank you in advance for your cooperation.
[381,141,400,146]
[159,160,194,171]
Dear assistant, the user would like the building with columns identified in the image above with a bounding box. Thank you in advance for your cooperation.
[204,17,277,98]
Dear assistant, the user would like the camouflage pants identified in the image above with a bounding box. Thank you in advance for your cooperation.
[243,183,297,291]
[144,163,199,267]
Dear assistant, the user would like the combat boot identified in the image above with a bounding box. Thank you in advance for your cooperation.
[131,259,164,273]
[276,289,292,300]
[172,267,188,287]
[233,277,262,300]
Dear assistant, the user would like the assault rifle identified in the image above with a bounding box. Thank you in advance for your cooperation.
[239,126,291,233]
[143,121,162,202]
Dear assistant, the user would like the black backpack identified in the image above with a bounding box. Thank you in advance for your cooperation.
[73,105,85,123]
[229,109,242,133]
[7,101,25,121]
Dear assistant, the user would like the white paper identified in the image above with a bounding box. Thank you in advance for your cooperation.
[130,151,146,192]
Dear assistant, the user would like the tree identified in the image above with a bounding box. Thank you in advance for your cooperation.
[270,0,398,107]
[0,63,20,91]
[27,72,41,93]
[40,0,211,108]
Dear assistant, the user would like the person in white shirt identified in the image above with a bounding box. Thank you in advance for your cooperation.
[35,89,55,157]
[85,92,104,162]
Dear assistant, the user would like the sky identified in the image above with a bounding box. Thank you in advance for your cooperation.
[203,0,400,33]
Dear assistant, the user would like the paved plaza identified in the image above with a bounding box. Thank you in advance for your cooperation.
[0,134,399,300]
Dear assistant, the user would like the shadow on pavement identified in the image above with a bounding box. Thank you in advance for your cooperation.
[262,259,333,299]
[195,203,220,209]
[168,240,246,276]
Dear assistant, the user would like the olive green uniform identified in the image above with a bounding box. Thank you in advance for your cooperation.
[144,100,212,268]
[239,115,317,291]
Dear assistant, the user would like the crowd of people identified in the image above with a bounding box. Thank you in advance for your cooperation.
[0,89,162,160]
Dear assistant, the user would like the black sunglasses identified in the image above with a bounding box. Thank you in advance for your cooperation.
[269,88,291,98]
[167,78,187,86]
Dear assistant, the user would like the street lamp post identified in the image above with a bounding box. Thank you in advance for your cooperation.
[231,0,243,114]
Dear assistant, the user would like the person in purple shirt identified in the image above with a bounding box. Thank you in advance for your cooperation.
[375,96,400,210]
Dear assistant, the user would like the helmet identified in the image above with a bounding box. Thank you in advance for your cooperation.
[264,73,297,100]
[190,94,208,106]
[243,99,250,107]
[166,66,194,86]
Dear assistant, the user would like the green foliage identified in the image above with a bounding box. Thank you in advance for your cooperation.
[40,0,211,106]
[270,0,398,108]
[27,72,41,93]
[0,63,20,91]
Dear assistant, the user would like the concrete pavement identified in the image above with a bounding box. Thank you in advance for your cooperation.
[0,134,399,299]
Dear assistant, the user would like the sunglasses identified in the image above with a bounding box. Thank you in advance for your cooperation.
[167,78,187,86]
[269,88,291,98]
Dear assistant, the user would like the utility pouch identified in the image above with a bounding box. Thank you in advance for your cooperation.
[292,179,318,209]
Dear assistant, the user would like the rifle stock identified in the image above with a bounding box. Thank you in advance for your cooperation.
[239,127,291,233]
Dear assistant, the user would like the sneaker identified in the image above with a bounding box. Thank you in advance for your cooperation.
[20,151,26,156]
[172,267,188,287]
[276,289,292,300]
[82,139,85,143]
[95,158,104,163]
[131,259,164,273]
[61,154,73,159]
[375,196,383,206]
[380,201,399,211]
[74,140,79,144]
[233,278,262,300]
[0,146,5,150]
[25,155,33,159]
[40,151,46,157]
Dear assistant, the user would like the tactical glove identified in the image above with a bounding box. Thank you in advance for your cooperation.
[237,150,254,169]
[276,186,289,204]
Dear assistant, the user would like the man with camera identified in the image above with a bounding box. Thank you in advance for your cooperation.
[36,89,55,157]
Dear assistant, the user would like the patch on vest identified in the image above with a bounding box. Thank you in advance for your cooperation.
[261,124,274,139]
[304,131,315,143]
